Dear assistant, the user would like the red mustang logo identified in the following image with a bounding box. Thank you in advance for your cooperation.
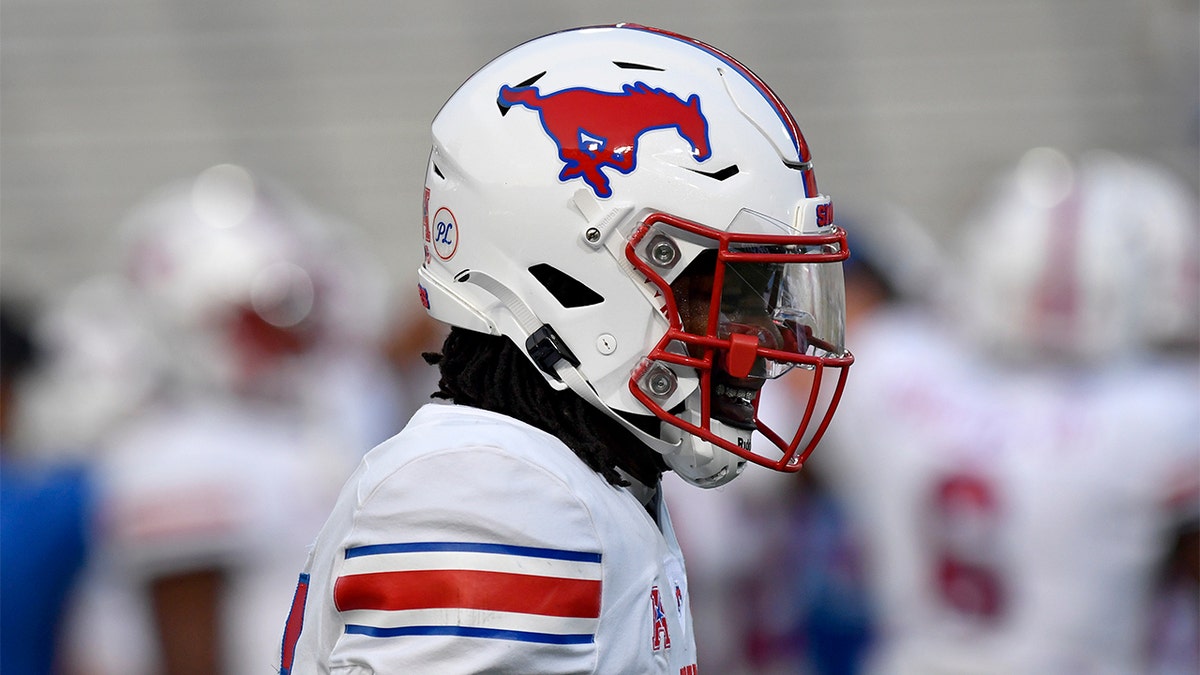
[499,81,712,198]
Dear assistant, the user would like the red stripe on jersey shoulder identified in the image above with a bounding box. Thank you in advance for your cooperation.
[334,569,601,618]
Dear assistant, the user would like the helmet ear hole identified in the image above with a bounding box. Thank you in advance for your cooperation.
[528,263,605,308]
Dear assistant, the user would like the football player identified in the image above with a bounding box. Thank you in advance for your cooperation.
[46,164,400,675]
[281,23,853,674]
[821,148,1200,674]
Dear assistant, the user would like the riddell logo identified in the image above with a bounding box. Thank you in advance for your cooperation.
[498,81,711,199]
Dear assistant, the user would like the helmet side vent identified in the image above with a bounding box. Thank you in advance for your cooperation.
[685,164,740,181]
[529,263,604,308]
[498,71,547,116]
[613,61,664,72]
[432,163,445,180]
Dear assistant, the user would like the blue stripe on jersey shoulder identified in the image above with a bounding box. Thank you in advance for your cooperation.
[345,623,595,645]
[343,541,602,563]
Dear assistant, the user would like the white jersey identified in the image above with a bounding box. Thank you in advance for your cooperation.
[821,309,1200,675]
[283,403,698,674]
[69,395,358,675]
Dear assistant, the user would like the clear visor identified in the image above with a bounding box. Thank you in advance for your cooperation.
[718,251,846,378]
[720,209,845,378]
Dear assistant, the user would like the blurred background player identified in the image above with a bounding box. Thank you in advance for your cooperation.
[0,300,96,675]
[817,147,1200,675]
[758,203,945,675]
[665,202,943,675]
[21,163,403,675]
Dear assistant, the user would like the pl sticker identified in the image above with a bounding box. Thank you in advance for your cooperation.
[431,207,459,261]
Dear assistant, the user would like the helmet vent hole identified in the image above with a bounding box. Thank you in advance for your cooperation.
[686,164,740,181]
[515,71,547,87]
[529,263,604,308]
[613,61,664,72]
[432,163,445,180]
[498,71,547,116]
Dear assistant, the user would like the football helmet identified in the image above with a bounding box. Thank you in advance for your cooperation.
[119,164,389,395]
[18,275,168,455]
[417,24,853,487]
[954,147,1199,362]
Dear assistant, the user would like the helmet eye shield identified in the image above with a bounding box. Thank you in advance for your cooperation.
[715,252,846,378]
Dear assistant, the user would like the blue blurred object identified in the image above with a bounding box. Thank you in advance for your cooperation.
[0,461,93,675]
[786,482,875,675]
[1,301,95,675]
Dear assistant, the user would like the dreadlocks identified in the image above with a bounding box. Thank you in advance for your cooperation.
[423,327,666,488]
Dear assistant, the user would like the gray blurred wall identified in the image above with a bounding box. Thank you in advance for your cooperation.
[3,0,1197,308]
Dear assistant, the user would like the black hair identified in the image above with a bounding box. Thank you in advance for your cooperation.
[0,302,38,384]
[423,327,665,487]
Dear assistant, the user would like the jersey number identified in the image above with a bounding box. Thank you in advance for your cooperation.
[279,573,310,674]
[927,472,1007,620]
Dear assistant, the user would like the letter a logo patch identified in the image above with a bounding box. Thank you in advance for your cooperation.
[650,585,671,651]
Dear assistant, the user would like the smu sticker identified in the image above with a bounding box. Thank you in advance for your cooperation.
[498,81,711,199]
[431,207,459,261]
[816,201,833,227]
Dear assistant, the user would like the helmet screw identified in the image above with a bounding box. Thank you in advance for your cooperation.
[596,333,617,355]
[585,227,602,243]
[644,364,678,398]
[648,235,679,268]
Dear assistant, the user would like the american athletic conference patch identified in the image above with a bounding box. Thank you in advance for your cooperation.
[650,585,672,651]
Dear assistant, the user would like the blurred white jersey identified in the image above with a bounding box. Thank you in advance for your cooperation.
[822,309,1200,675]
[284,403,698,674]
[69,395,360,675]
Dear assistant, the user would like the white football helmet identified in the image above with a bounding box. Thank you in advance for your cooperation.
[954,147,1200,363]
[119,163,390,395]
[18,275,168,456]
[417,24,853,487]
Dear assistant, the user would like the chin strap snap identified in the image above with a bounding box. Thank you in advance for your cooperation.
[525,324,580,380]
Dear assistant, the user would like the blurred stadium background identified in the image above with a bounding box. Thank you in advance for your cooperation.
[3,0,1196,308]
